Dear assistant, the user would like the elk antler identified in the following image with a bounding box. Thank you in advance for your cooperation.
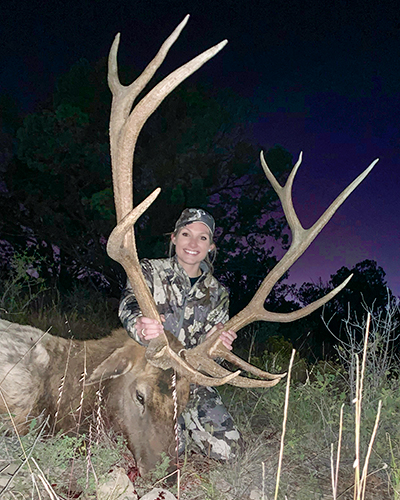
[107,17,284,388]
[183,153,378,380]
[106,17,377,389]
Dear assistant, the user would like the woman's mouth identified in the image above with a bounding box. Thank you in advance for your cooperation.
[184,249,199,255]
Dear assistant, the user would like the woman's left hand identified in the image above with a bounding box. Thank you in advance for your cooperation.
[206,323,237,350]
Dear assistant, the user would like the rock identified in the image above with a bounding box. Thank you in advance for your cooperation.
[214,478,233,499]
[140,488,177,500]
[0,461,21,490]
[249,488,263,500]
[215,478,232,492]
[97,467,138,500]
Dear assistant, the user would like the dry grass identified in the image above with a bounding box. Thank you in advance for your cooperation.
[1,308,399,499]
[0,371,396,500]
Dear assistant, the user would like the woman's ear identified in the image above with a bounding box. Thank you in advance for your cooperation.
[209,243,216,252]
[171,233,176,245]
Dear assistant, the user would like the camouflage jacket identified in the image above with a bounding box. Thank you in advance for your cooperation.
[118,256,229,348]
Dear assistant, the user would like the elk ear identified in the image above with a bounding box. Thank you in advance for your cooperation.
[86,347,135,385]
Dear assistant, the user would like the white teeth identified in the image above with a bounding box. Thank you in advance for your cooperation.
[184,249,198,255]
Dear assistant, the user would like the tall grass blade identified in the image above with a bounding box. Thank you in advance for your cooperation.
[274,349,295,500]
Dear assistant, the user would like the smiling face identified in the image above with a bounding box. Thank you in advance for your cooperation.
[171,221,215,277]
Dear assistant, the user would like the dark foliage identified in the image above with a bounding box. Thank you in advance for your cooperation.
[290,259,398,360]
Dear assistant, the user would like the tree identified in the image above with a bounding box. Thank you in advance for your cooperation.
[292,259,394,359]
[329,259,390,318]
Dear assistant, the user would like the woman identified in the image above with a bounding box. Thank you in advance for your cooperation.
[119,208,241,460]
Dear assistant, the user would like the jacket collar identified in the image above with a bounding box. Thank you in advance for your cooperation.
[170,255,211,283]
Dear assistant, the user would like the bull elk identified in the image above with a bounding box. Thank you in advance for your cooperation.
[0,15,377,477]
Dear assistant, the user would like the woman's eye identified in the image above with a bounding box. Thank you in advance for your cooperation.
[136,390,145,406]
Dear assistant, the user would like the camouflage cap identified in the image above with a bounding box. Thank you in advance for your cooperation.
[174,208,215,236]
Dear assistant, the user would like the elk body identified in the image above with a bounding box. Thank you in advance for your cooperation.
[0,15,377,476]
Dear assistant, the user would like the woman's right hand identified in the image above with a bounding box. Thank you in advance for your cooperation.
[136,316,165,342]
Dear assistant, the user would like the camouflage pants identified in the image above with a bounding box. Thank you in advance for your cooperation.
[178,386,241,460]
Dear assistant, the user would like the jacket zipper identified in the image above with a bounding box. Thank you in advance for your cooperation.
[176,295,188,341]
[176,271,205,344]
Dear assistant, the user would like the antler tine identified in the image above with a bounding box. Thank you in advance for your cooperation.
[108,15,190,125]
[107,188,162,320]
[148,342,281,387]
[145,334,284,387]
[182,349,286,383]
[108,15,190,220]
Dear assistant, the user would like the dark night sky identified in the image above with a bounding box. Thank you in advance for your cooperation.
[1,0,399,296]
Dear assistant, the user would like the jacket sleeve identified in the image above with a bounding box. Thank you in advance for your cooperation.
[118,259,154,345]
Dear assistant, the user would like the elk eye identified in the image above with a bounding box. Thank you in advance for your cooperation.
[136,390,145,406]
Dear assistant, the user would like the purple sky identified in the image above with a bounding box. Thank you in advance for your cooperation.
[1,0,399,296]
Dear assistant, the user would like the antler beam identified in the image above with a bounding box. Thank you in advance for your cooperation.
[107,15,227,327]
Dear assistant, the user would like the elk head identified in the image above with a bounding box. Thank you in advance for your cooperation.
[106,16,377,387]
